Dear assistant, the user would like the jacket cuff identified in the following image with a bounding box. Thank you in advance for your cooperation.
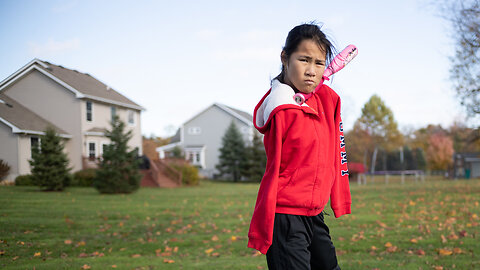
[332,203,351,218]
[248,237,270,255]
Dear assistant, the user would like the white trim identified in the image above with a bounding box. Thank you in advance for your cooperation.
[84,131,105,136]
[0,59,145,111]
[0,59,47,88]
[0,116,71,138]
[214,103,252,126]
[184,145,206,169]
[156,141,182,151]
[0,99,4,104]
[82,94,145,111]
[182,103,252,127]
[0,64,85,98]
[87,141,97,158]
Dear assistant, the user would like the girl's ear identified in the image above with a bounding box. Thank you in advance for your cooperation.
[280,51,288,66]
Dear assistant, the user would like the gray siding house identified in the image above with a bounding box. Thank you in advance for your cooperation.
[0,59,144,181]
[157,103,256,178]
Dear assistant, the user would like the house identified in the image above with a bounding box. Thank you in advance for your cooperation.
[157,103,256,178]
[0,59,144,181]
[453,152,480,179]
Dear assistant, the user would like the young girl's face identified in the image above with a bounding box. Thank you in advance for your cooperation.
[282,39,326,94]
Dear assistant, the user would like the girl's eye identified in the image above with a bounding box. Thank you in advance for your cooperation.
[300,59,308,62]
[316,62,325,66]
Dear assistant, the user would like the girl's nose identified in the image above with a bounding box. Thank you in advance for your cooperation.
[305,65,316,76]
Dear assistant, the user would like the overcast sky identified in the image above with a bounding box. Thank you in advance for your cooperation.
[0,0,468,137]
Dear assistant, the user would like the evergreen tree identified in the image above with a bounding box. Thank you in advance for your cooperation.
[245,132,266,181]
[216,121,247,181]
[94,115,141,193]
[29,126,71,191]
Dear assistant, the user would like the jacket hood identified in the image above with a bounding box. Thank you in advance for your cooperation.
[254,80,312,133]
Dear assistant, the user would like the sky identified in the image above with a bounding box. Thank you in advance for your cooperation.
[0,0,468,137]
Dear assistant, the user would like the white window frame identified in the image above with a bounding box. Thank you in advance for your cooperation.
[184,146,206,168]
[86,101,93,122]
[127,110,135,126]
[87,141,97,159]
[188,127,201,135]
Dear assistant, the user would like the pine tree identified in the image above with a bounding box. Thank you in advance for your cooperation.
[29,126,71,191]
[216,121,247,181]
[94,115,141,193]
[245,132,266,181]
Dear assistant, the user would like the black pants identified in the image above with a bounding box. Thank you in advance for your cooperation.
[266,212,341,270]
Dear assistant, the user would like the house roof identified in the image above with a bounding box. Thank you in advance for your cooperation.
[0,59,145,111]
[184,103,253,127]
[0,93,70,137]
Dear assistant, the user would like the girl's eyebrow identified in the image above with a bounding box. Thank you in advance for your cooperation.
[299,55,325,62]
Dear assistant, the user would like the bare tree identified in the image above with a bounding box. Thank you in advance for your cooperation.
[441,0,480,118]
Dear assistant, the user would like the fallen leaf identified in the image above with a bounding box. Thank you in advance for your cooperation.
[453,247,462,254]
[81,264,91,269]
[410,238,418,243]
[415,249,425,256]
[438,249,453,256]
[131,254,141,258]
[205,248,214,254]
[78,253,89,258]
[211,235,219,241]
[64,239,72,245]
[384,242,392,248]
[33,252,41,257]
[231,236,237,241]
[12,256,19,261]
[111,265,117,268]
[434,266,443,270]
[440,235,447,243]
[163,259,175,263]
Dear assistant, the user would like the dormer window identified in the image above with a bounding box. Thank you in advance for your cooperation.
[86,101,93,122]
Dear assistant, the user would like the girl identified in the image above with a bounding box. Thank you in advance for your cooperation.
[248,23,352,270]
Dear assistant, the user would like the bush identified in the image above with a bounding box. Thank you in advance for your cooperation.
[168,160,200,186]
[71,169,97,187]
[15,175,35,186]
[0,160,10,181]
[29,127,71,191]
[94,116,141,194]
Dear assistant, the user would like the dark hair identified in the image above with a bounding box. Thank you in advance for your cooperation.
[275,23,336,83]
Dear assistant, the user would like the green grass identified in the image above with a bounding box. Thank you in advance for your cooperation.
[0,177,479,270]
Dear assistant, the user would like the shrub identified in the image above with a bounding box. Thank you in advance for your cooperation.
[0,160,10,181]
[72,169,97,187]
[168,159,200,186]
[15,175,35,186]
[94,116,141,194]
[29,127,71,191]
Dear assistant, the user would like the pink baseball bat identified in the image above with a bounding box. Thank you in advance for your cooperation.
[294,44,358,105]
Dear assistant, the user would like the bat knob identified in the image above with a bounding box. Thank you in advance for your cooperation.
[294,93,305,105]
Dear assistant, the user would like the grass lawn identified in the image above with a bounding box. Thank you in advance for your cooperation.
[0,177,479,269]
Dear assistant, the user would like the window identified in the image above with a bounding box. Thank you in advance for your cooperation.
[86,101,92,122]
[88,142,96,160]
[188,127,201,135]
[185,147,205,168]
[128,110,135,125]
[31,137,40,156]
[111,106,116,122]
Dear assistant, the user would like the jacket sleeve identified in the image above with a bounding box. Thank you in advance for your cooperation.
[330,98,352,218]
[247,111,285,254]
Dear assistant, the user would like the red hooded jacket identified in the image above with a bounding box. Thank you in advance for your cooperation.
[247,80,351,254]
